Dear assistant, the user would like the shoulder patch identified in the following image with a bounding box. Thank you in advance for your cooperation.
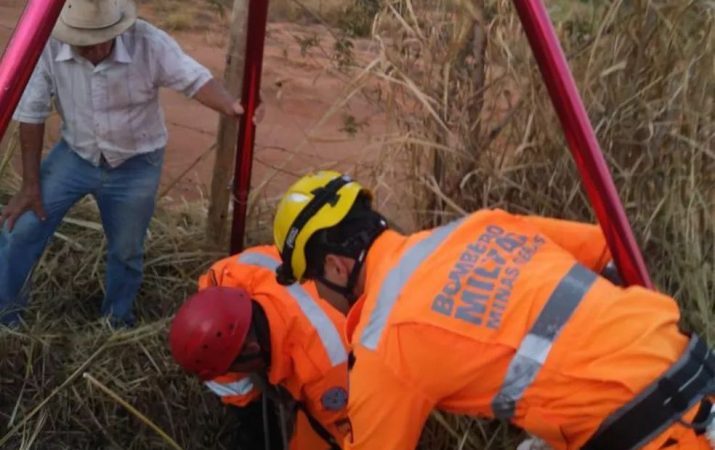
[321,387,348,411]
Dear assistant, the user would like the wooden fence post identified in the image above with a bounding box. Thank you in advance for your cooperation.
[206,0,250,248]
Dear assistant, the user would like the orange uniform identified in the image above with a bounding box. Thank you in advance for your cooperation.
[344,209,710,450]
[199,245,349,449]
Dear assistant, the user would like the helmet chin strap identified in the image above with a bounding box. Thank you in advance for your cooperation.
[316,215,387,304]
[317,247,368,304]
[317,276,356,302]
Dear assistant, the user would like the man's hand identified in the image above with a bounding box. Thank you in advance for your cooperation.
[228,99,265,125]
[230,99,244,117]
[193,79,266,123]
[0,185,46,232]
[252,102,265,124]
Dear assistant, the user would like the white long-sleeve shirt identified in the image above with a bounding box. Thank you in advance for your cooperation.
[12,19,213,168]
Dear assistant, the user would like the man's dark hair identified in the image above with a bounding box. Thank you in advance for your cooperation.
[304,193,386,279]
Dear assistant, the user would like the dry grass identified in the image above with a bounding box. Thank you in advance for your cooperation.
[368,0,713,321]
[268,0,353,24]
[0,131,236,448]
[0,322,238,449]
[362,0,713,447]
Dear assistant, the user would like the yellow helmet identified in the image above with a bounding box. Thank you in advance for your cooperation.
[273,171,371,284]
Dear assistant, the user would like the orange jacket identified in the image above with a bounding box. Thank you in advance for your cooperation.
[199,245,349,449]
[344,210,703,450]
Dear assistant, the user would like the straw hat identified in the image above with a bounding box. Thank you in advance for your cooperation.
[52,0,137,46]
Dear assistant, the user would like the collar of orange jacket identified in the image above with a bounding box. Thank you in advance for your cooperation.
[251,293,291,385]
[345,229,407,346]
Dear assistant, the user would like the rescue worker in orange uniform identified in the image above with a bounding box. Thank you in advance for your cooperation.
[169,245,349,450]
[271,171,715,450]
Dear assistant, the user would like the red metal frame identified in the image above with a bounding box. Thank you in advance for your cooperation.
[512,0,653,288]
[0,0,66,140]
[229,0,270,253]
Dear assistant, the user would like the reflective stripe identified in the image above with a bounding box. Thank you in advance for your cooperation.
[492,263,597,420]
[360,218,464,351]
[238,251,347,367]
[205,378,255,397]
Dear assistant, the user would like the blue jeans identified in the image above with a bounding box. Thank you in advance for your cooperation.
[0,140,164,326]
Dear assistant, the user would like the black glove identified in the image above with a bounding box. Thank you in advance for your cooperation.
[600,261,624,286]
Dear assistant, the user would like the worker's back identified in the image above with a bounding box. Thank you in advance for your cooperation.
[200,245,349,449]
[345,209,698,450]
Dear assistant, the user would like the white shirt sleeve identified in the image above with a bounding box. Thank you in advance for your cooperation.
[12,47,54,124]
[151,28,213,97]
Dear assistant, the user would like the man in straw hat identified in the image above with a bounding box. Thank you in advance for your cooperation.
[0,0,243,327]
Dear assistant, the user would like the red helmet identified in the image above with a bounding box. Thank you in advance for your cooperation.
[169,286,253,380]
